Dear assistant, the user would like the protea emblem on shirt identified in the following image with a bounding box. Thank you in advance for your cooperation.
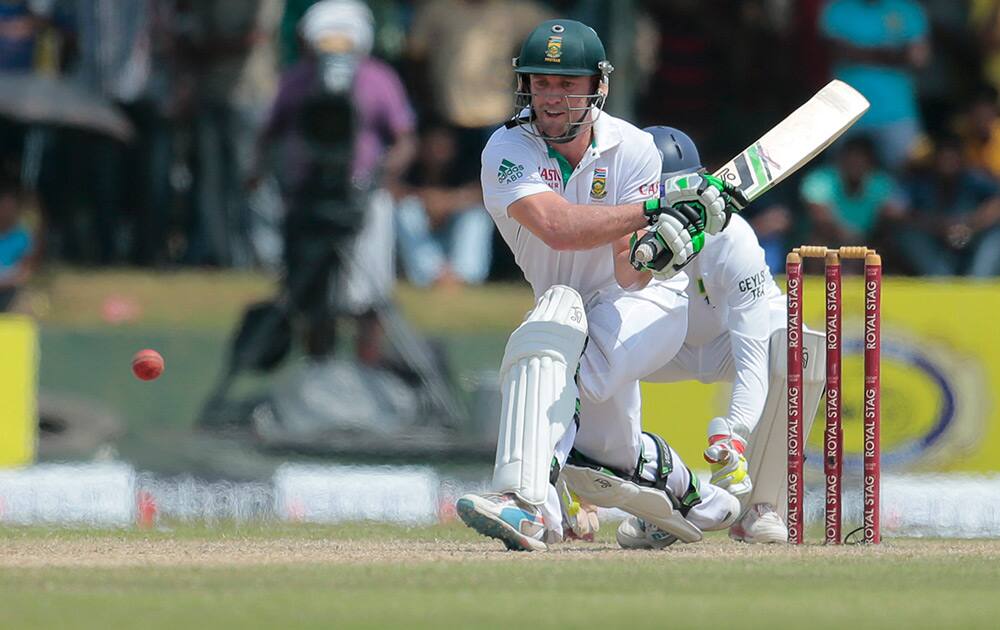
[590,167,608,200]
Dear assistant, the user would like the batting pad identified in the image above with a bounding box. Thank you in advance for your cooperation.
[493,285,588,505]
[742,327,825,516]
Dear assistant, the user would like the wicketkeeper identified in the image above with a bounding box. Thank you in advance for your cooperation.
[622,126,826,546]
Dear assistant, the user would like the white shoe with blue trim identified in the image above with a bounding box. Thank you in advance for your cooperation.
[456,492,547,552]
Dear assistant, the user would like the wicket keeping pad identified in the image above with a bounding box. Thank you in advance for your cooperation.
[742,327,825,517]
[493,286,588,505]
[560,463,703,543]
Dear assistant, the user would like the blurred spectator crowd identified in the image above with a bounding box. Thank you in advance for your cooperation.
[4,0,1000,315]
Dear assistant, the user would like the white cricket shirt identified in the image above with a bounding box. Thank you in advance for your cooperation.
[481,112,674,301]
[683,214,784,436]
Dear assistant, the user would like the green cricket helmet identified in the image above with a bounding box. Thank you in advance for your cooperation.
[512,19,614,143]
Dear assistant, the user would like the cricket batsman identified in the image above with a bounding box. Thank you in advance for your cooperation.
[614,126,826,547]
[456,19,746,551]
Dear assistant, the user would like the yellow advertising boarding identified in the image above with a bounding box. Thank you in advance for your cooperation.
[0,314,38,468]
[643,276,996,474]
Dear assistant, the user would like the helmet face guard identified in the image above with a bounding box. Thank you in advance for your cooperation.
[512,60,613,143]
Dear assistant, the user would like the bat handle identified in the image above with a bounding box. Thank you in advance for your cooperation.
[633,232,663,264]
[724,182,750,210]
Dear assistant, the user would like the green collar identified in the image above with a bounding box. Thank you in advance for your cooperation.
[546,138,596,188]
[547,145,573,189]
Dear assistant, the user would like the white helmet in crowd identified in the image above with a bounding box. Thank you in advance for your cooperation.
[299,0,375,57]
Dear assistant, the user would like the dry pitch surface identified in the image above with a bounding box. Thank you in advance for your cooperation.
[1,523,998,629]
[1,531,998,568]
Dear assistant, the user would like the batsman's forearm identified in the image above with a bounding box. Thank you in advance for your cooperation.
[541,202,650,251]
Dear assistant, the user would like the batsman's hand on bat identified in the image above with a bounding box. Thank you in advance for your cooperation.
[634,174,749,279]
[670,172,749,233]
[649,173,747,235]
[632,202,704,280]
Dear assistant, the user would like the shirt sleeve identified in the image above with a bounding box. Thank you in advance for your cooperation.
[706,228,774,437]
[480,138,552,220]
[617,135,663,205]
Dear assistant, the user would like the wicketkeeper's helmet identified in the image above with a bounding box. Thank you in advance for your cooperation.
[643,126,705,180]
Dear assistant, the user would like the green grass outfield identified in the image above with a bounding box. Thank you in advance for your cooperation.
[1,523,999,629]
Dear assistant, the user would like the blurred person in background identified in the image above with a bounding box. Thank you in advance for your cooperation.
[713,0,803,162]
[249,0,415,361]
[637,0,722,157]
[405,0,552,152]
[39,0,168,265]
[961,86,1000,179]
[800,135,907,248]
[973,0,1000,105]
[897,134,1000,277]
[0,1,49,183]
[915,0,980,139]
[0,173,34,311]
[176,0,281,268]
[0,0,45,73]
[821,0,930,171]
[278,0,407,68]
[395,120,493,289]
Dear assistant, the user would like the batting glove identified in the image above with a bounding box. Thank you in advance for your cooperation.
[634,202,705,280]
[659,173,747,235]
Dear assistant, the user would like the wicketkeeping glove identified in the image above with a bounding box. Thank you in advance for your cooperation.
[556,477,600,541]
[703,417,753,496]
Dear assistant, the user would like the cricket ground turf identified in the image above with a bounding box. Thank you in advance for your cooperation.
[1,522,998,629]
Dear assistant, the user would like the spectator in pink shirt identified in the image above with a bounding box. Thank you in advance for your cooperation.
[248,0,416,362]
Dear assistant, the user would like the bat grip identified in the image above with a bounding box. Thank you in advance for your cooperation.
[633,232,663,264]
[724,182,750,210]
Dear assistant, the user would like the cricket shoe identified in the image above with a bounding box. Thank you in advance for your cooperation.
[729,503,788,544]
[456,492,547,552]
[616,516,678,550]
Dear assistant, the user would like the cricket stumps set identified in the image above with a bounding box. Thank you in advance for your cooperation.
[786,246,882,545]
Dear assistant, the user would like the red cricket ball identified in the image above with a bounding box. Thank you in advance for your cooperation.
[131,349,164,381]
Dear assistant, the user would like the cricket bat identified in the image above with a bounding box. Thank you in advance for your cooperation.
[634,79,870,264]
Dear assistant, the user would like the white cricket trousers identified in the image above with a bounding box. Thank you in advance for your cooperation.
[545,281,738,535]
